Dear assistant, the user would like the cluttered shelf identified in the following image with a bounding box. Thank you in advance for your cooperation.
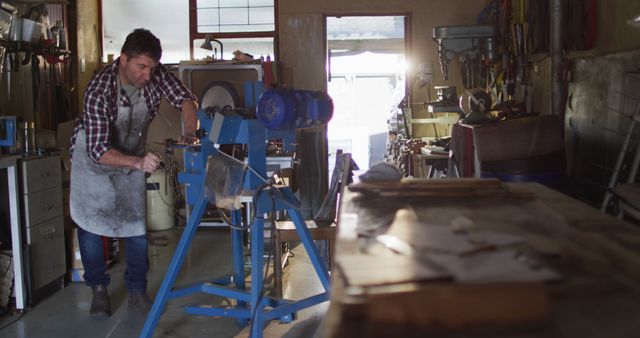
[323,179,640,338]
[0,39,70,56]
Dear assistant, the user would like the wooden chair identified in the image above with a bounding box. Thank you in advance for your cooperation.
[272,152,355,298]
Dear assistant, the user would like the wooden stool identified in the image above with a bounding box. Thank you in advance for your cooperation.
[272,220,336,298]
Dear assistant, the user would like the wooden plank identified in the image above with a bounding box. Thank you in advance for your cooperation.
[364,282,551,331]
[349,177,503,191]
[348,178,535,199]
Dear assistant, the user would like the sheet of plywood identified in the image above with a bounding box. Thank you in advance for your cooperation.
[337,253,450,287]
[385,209,525,254]
[348,178,534,199]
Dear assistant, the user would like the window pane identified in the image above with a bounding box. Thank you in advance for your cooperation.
[192,37,274,61]
[196,0,273,33]
[219,0,247,8]
[249,0,272,6]
[327,16,405,40]
[220,8,247,25]
[249,7,273,25]
[103,0,189,63]
[220,24,274,33]
[197,25,220,33]
[197,8,220,26]
[197,0,219,8]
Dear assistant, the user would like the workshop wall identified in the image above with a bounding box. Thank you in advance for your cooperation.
[73,0,100,118]
[565,50,640,205]
[558,1,640,206]
[277,0,485,216]
[278,0,485,137]
[0,53,35,122]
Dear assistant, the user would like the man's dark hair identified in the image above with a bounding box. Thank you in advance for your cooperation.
[121,28,162,61]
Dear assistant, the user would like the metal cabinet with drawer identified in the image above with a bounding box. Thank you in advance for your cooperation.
[19,155,65,305]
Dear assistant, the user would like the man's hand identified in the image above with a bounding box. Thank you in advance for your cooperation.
[177,135,200,145]
[138,152,162,173]
[181,99,199,143]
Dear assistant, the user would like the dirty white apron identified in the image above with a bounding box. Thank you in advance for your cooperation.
[70,79,151,237]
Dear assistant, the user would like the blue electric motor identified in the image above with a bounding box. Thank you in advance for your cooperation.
[256,89,333,130]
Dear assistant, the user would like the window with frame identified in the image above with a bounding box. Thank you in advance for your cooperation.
[100,0,275,63]
[102,0,191,63]
[190,0,276,60]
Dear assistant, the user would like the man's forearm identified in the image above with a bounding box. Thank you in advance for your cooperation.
[181,99,198,137]
[98,149,144,170]
[98,149,161,173]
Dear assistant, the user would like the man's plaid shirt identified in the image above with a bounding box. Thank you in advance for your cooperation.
[70,58,196,162]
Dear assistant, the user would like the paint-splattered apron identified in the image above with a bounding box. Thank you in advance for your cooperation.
[70,80,151,237]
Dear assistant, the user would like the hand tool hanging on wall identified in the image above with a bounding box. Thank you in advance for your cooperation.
[4,51,13,102]
[29,53,41,125]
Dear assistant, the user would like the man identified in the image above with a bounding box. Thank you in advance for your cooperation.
[69,28,198,317]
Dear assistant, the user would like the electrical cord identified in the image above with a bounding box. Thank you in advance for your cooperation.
[215,161,302,231]
[0,312,25,330]
[146,162,178,217]
[214,148,270,184]
[218,207,250,231]
[216,178,281,331]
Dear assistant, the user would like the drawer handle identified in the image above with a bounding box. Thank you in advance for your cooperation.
[41,171,51,178]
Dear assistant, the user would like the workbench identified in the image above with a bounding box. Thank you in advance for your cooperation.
[323,179,640,338]
[450,116,564,179]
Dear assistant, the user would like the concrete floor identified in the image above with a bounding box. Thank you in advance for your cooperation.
[0,227,329,338]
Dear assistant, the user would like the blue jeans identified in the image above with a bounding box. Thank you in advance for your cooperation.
[77,226,149,292]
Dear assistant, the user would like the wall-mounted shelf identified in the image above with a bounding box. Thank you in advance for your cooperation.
[13,0,69,4]
[0,39,70,56]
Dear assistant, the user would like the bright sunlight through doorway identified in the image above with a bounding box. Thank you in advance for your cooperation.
[326,16,406,174]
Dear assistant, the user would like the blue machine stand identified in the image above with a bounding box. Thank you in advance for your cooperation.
[139,108,331,338]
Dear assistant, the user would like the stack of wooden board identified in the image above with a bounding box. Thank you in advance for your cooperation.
[325,179,640,337]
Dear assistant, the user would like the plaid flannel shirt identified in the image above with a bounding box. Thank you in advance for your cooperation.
[70,58,196,162]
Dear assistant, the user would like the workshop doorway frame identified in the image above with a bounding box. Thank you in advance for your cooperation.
[324,14,411,176]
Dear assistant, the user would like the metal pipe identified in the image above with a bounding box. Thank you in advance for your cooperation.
[550,0,564,120]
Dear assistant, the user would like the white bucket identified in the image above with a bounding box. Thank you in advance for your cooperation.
[8,17,21,41]
[21,18,43,43]
[146,169,176,231]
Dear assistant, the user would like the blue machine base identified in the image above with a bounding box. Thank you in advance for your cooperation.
[139,188,331,338]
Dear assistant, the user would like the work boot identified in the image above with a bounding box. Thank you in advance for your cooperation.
[89,285,111,317]
[128,290,153,315]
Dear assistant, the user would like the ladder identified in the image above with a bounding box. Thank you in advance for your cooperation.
[601,90,640,213]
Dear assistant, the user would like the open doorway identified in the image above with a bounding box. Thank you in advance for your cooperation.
[326,15,407,174]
